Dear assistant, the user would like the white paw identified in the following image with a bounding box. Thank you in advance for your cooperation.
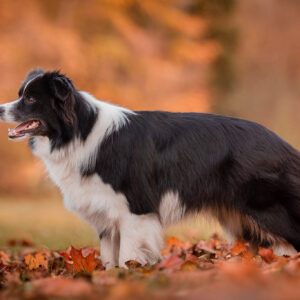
[102,260,117,270]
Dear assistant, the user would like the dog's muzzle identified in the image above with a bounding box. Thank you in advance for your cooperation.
[0,106,4,120]
[0,100,19,123]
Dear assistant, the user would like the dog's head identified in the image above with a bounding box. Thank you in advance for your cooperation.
[0,69,78,142]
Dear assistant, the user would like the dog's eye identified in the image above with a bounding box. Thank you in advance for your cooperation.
[26,97,36,104]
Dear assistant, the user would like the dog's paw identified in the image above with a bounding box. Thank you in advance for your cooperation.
[102,261,117,270]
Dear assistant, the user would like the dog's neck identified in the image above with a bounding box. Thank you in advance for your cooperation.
[31,92,133,165]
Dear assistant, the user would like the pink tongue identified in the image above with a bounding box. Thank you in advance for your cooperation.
[8,121,38,137]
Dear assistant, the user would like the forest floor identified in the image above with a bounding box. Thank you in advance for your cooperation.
[1,198,300,300]
[0,197,221,249]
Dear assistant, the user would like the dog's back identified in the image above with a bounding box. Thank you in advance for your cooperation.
[84,110,300,254]
[1,69,300,268]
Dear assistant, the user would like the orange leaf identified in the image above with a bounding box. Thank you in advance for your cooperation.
[167,237,183,248]
[81,247,95,258]
[231,241,248,256]
[155,254,184,271]
[69,246,97,274]
[24,252,48,270]
[258,247,275,263]
[0,251,10,265]
[162,237,184,255]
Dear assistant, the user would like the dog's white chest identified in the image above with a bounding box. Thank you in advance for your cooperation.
[33,137,129,232]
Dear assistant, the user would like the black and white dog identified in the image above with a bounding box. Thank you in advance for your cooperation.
[1,69,300,268]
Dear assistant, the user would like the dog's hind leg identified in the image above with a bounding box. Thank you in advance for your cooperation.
[272,242,297,256]
[216,206,298,256]
[226,171,300,255]
[241,204,300,256]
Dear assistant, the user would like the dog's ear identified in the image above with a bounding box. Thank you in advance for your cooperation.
[47,72,76,124]
[49,73,74,102]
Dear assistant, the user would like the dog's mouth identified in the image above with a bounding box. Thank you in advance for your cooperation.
[8,120,41,139]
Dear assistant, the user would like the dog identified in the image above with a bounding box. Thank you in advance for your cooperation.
[0,69,299,268]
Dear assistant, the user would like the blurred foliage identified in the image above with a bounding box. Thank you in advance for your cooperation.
[0,0,233,196]
[216,0,300,149]
[0,0,299,197]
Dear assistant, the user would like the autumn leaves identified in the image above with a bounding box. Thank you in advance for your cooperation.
[1,236,300,299]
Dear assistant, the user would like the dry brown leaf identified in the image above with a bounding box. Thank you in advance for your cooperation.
[125,260,142,269]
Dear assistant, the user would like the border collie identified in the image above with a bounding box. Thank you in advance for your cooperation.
[0,70,299,268]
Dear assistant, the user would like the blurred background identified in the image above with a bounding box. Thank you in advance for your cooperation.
[0,0,299,249]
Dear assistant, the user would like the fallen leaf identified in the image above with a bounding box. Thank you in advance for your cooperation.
[67,246,97,274]
[162,237,192,256]
[231,241,246,255]
[162,237,183,255]
[207,234,222,250]
[24,252,48,270]
[81,247,96,258]
[156,254,184,271]
[125,260,142,269]
[258,247,275,263]
[0,251,10,265]
[195,240,217,256]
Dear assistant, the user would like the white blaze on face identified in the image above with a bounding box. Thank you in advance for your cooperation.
[0,99,20,123]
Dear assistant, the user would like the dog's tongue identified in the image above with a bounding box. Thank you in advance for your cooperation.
[8,120,40,138]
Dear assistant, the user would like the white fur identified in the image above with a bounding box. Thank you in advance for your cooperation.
[159,191,185,227]
[118,213,164,267]
[33,91,133,165]
[31,93,164,268]
[0,99,19,122]
[0,76,43,123]
[100,228,120,269]
[273,243,297,256]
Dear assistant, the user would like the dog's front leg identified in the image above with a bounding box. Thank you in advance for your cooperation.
[118,214,164,268]
[99,229,120,270]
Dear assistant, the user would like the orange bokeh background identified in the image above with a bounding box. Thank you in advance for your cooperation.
[0,0,299,196]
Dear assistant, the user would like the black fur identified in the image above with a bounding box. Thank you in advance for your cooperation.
[0,107,4,119]
[5,69,300,253]
[15,70,98,150]
[82,111,300,251]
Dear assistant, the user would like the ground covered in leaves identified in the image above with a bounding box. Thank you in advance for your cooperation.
[1,236,300,300]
